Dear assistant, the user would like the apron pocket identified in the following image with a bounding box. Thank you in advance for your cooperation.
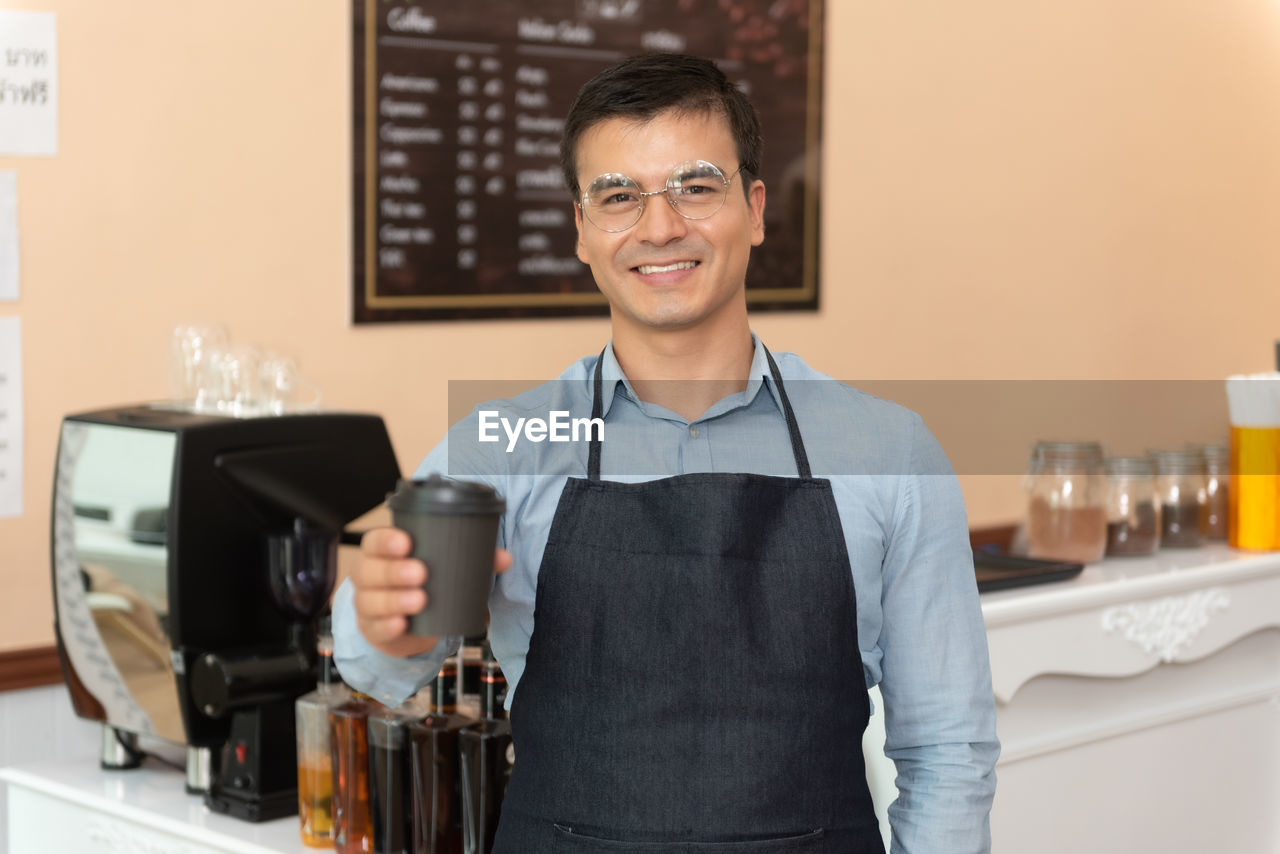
[551,824,825,852]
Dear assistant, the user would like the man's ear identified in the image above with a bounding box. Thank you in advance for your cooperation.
[574,202,589,263]
[748,179,766,247]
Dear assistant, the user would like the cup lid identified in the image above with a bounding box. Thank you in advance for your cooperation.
[386,474,505,515]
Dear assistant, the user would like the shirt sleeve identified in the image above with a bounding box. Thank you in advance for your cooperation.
[879,413,1000,854]
[330,577,459,707]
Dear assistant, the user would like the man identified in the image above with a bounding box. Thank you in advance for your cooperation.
[334,53,998,853]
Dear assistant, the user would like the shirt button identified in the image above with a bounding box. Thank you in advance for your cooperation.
[689,425,700,438]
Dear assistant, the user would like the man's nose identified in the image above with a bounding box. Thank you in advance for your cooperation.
[633,192,688,244]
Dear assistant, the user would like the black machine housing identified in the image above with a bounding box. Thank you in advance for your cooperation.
[51,405,400,820]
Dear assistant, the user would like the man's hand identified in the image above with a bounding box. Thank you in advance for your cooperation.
[351,527,513,658]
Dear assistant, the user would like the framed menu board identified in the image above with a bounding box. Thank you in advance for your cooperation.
[352,0,823,323]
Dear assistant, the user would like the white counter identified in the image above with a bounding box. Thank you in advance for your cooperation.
[0,757,311,854]
[983,542,1280,853]
[3,543,1278,853]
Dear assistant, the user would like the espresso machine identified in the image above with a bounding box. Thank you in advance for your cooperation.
[50,404,400,820]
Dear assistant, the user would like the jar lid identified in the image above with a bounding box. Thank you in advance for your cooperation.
[386,474,505,515]
[1103,456,1155,476]
[1186,443,1229,466]
[1148,449,1207,475]
[1029,440,1104,470]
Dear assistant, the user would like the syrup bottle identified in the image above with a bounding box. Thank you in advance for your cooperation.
[295,624,350,847]
[435,655,459,715]
[368,696,428,854]
[331,691,376,854]
[408,675,472,854]
[458,645,512,854]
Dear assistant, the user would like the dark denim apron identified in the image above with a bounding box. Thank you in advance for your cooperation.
[493,349,884,853]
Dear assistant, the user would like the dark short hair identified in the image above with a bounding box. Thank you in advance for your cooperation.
[560,53,763,199]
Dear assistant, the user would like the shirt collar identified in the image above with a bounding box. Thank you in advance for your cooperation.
[594,333,787,419]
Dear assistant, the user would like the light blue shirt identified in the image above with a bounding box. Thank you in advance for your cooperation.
[333,335,998,853]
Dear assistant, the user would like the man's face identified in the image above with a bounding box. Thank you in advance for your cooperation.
[572,110,766,337]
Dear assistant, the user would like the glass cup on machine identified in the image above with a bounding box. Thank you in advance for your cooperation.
[259,353,322,415]
[167,323,228,410]
[195,342,262,416]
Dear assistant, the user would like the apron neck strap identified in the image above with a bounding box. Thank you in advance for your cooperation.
[764,348,813,479]
[588,348,605,480]
[588,344,812,480]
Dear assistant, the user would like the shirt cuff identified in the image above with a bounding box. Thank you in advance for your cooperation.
[330,577,459,707]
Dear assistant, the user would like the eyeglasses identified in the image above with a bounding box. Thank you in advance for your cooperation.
[579,160,742,233]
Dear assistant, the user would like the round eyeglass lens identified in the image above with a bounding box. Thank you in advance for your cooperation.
[583,173,644,232]
[666,160,730,219]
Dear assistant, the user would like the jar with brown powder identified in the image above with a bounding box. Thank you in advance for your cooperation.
[1103,456,1161,556]
[1188,444,1229,540]
[1025,441,1108,563]
[1150,449,1208,548]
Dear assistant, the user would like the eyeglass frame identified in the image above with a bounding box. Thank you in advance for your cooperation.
[576,160,745,233]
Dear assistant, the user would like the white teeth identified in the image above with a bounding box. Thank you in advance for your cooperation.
[637,261,697,275]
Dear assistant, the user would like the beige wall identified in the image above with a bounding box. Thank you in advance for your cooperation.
[2,0,1279,651]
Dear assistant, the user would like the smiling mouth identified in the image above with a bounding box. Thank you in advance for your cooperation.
[635,261,699,275]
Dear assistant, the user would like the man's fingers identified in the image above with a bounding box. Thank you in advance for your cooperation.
[360,526,413,558]
[354,587,426,619]
[351,553,427,588]
[357,620,440,658]
[357,614,409,645]
[495,548,514,574]
[357,600,441,657]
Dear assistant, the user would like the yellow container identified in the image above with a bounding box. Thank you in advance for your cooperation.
[1229,426,1280,551]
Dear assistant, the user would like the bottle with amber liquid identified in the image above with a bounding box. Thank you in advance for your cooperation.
[408,675,472,854]
[331,691,376,854]
[459,646,512,854]
[295,625,350,847]
[459,636,487,719]
[435,655,459,715]
[479,647,508,722]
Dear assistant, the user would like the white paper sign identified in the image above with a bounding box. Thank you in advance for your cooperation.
[0,10,58,156]
[0,171,17,300]
[0,316,22,517]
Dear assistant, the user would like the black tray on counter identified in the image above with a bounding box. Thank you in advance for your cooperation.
[974,553,1084,593]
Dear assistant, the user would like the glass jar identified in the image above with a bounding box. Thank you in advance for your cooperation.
[1188,444,1229,540]
[1025,441,1108,563]
[1102,457,1161,556]
[1150,449,1208,548]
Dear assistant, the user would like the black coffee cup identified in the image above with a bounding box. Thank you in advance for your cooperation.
[386,475,505,637]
